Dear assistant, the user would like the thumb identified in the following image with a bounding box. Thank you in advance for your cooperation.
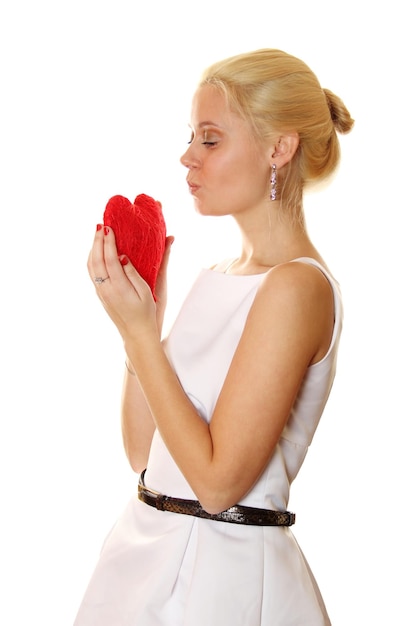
[119,255,151,298]
[159,236,175,275]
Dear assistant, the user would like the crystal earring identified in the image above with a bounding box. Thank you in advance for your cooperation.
[270,164,277,201]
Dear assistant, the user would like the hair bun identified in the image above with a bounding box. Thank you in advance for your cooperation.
[323,88,354,134]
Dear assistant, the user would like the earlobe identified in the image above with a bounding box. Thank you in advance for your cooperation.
[271,132,299,167]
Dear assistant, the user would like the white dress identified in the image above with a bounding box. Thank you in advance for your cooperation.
[74,258,342,626]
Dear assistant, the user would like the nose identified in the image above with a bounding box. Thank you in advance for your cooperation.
[180,144,199,169]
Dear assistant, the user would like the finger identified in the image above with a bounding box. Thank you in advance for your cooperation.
[88,224,110,287]
[102,225,130,282]
[159,236,175,275]
[154,237,174,304]
[119,255,152,300]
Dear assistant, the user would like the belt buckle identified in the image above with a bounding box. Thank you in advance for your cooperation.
[138,470,166,511]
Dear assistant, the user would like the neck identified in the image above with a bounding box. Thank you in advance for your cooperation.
[229,205,319,274]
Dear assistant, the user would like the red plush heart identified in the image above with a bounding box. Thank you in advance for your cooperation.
[103,194,166,300]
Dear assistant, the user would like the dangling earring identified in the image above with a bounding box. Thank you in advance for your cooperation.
[270,164,277,201]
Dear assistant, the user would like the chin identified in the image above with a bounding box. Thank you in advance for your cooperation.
[192,199,210,216]
[193,201,229,218]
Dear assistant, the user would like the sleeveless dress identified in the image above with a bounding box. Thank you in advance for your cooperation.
[74,258,342,626]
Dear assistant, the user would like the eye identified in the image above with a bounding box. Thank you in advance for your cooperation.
[187,133,194,145]
[201,130,219,147]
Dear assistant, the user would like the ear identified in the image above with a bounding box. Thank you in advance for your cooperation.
[271,132,299,168]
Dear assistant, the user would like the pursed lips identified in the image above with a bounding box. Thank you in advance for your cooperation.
[187,181,200,193]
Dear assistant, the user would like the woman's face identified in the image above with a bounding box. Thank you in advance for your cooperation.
[180,85,271,218]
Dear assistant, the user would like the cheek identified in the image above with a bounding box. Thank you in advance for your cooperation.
[208,155,250,189]
[208,153,237,178]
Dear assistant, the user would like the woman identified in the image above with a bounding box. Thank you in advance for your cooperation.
[75,48,354,625]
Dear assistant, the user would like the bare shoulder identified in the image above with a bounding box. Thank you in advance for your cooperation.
[258,259,333,303]
[249,260,335,365]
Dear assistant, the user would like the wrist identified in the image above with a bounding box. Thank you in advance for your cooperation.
[125,359,136,376]
[124,330,161,375]
[156,308,166,337]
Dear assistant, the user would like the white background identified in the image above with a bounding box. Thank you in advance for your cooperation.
[1,1,415,624]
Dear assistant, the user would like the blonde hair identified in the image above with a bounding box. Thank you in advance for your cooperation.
[199,48,354,218]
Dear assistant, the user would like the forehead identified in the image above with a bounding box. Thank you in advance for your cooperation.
[190,84,239,129]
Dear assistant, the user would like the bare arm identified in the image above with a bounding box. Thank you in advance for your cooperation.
[89,227,333,514]
[125,263,334,513]
[121,363,155,473]
[99,233,174,473]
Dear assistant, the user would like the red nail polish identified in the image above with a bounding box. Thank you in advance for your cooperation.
[104,226,110,235]
[120,255,129,266]
[96,224,103,231]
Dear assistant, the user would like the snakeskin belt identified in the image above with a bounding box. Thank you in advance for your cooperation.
[138,470,295,526]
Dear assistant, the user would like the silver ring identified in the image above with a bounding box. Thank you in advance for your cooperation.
[94,276,109,284]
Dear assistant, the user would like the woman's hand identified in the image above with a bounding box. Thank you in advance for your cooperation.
[87,224,161,344]
[154,235,175,335]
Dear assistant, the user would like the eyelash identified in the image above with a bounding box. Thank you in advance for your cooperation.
[187,135,218,147]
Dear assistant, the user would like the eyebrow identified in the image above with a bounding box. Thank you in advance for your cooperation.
[198,121,221,128]
[188,121,223,130]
